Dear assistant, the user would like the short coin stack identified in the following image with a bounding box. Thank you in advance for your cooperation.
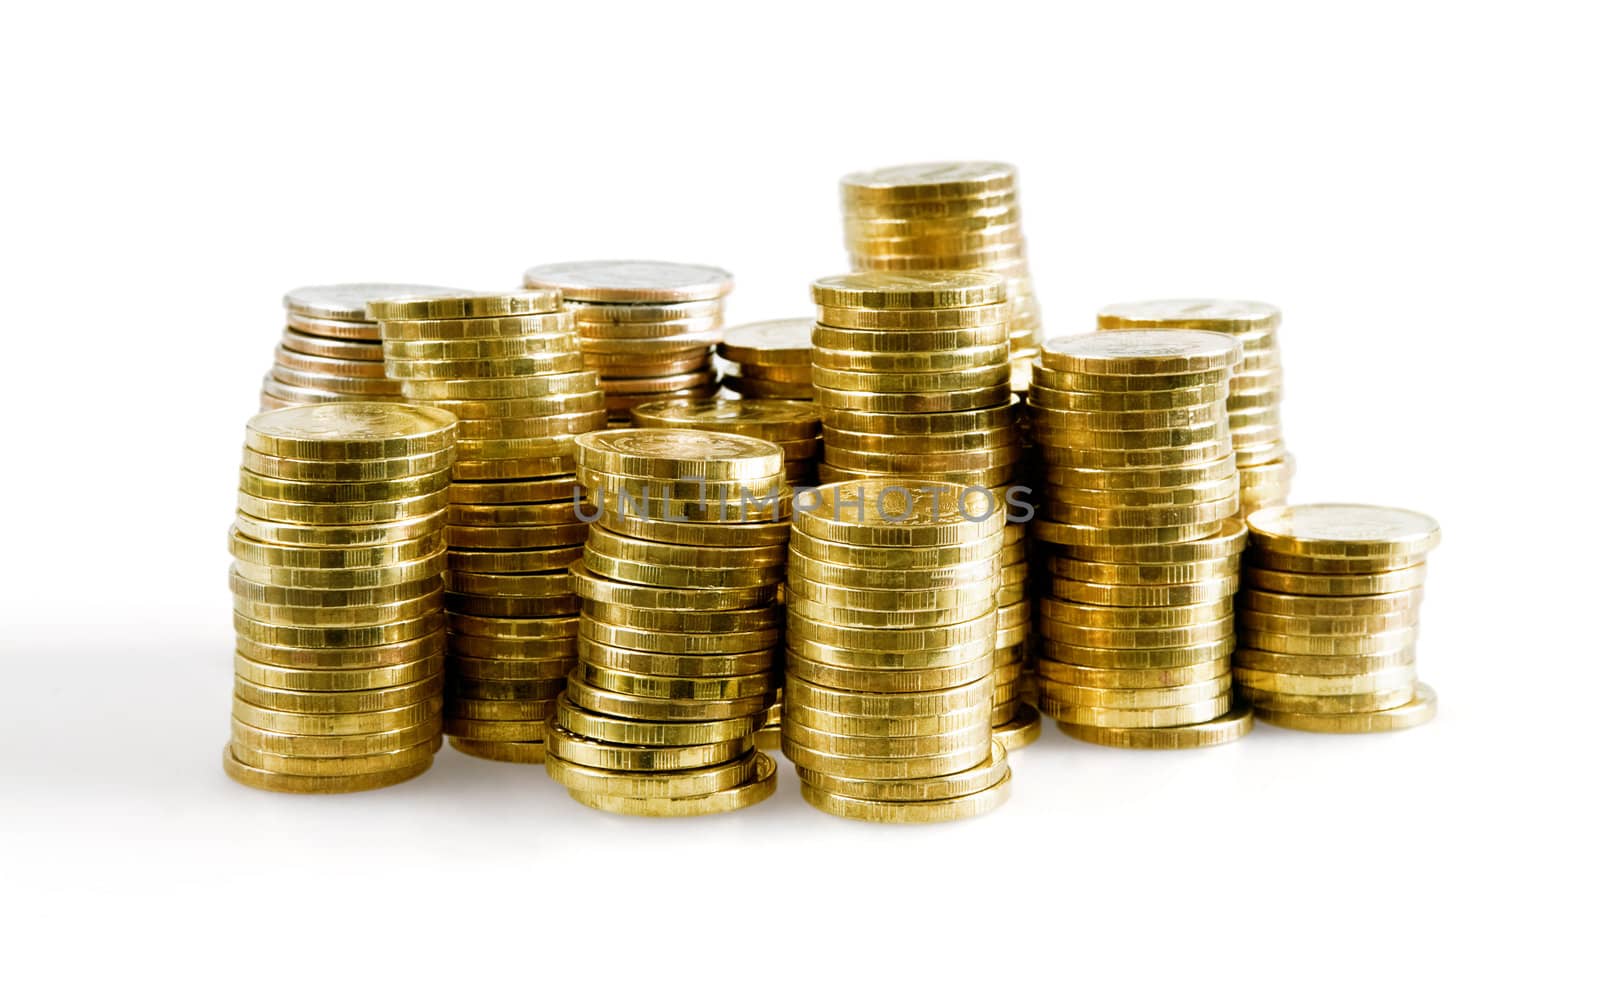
[261,284,456,410]
[717,318,815,400]
[224,402,457,792]
[1097,299,1293,516]
[991,522,1041,748]
[810,272,1020,488]
[784,480,1012,822]
[1235,504,1440,732]
[546,429,786,815]
[629,397,822,487]
[368,291,608,763]
[522,260,732,424]
[839,162,1044,391]
[1030,330,1256,749]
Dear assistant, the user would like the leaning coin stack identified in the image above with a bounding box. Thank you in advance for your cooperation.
[523,260,733,424]
[368,291,607,763]
[1030,330,1257,749]
[1097,300,1292,516]
[784,480,1012,822]
[839,162,1043,392]
[629,397,822,487]
[261,284,457,410]
[717,318,815,400]
[991,522,1041,748]
[545,429,786,815]
[810,272,1020,488]
[1235,504,1440,733]
[223,402,457,792]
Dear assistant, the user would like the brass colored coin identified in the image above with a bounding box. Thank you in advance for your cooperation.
[232,651,441,691]
[448,546,584,574]
[1240,684,1416,714]
[545,725,753,771]
[232,696,441,735]
[786,590,993,630]
[785,699,991,738]
[230,739,439,777]
[1238,589,1424,618]
[1048,556,1238,587]
[842,161,1016,201]
[281,312,381,340]
[230,551,446,591]
[785,650,993,693]
[629,397,819,437]
[715,318,812,366]
[564,752,778,817]
[1043,455,1238,493]
[568,562,776,610]
[577,662,779,701]
[230,612,440,650]
[587,508,790,549]
[810,323,1010,353]
[426,391,605,421]
[577,616,778,656]
[239,448,452,485]
[227,530,442,571]
[581,601,783,633]
[810,363,1009,394]
[450,475,579,505]
[781,736,991,781]
[788,550,998,590]
[799,771,1010,823]
[1031,401,1229,434]
[222,745,431,793]
[821,424,1018,456]
[1254,683,1437,733]
[815,343,1011,376]
[992,703,1042,750]
[789,529,1002,568]
[1057,701,1254,749]
[1239,628,1418,656]
[1233,645,1417,677]
[523,260,734,304]
[455,455,574,482]
[1030,363,1230,394]
[1029,381,1229,413]
[260,377,394,406]
[793,479,1006,547]
[246,401,458,461]
[810,271,1006,310]
[447,522,590,549]
[1235,665,1418,695]
[581,549,783,590]
[228,570,441,610]
[1247,549,1424,574]
[268,365,396,395]
[579,635,775,678]
[449,737,546,763]
[1247,503,1440,561]
[1048,575,1238,607]
[598,371,718,396]
[273,344,386,378]
[448,676,566,700]
[284,284,461,323]
[567,299,725,323]
[385,352,585,381]
[446,613,579,639]
[577,466,787,508]
[1035,614,1234,650]
[722,375,814,399]
[236,467,449,504]
[554,693,762,745]
[575,428,783,480]
[447,568,574,599]
[565,676,772,722]
[228,717,439,757]
[232,512,445,551]
[280,329,384,360]
[794,739,1007,801]
[1237,608,1420,635]
[812,382,1011,414]
[383,332,580,361]
[367,290,562,321]
[402,369,598,401]
[377,312,575,341]
[234,629,445,668]
[448,698,554,722]
[585,524,786,568]
[818,398,1018,436]
[844,188,1017,220]
[1242,564,1427,596]
[1054,495,1238,529]
[1041,693,1231,728]
[447,501,583,528]
[1036,518,1247,563]
[1037,637,1235,670]
[448,632,575,660]
[1096,298,1280,334]
[1038,655,1231,690]
[442,717,549,741]
[1041,330,1241,376]
[815,302,1010,331]
[452,656,574,682]
[786,675,992,718]
[783,717,991,758]
[786,614,994,652]
[1038,674,1230,709]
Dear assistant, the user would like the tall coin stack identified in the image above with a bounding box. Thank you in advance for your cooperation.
[224,402,457,792]
[839,162,1044,391]
[784,480,1012,823]
[368,291,607,764]
[1235,504,1440,733]
[522,260,733,424]
[1097,300,1293,516]
[261,284,456,411]
[810,272,1019,487]
[629,398,822,487]
[545,429,786,815]
[1030,330,1257,749]
[717,318,815,400]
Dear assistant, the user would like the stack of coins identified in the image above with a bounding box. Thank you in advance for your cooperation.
[629,398,822,487]
[1030,330,1257,749]
[839,162,1044,391]
[223,402,457,792]
[261,284,457,410]
[784,480,1012,822]
[810,272,1020,488]
[991,521,1041,747]
[368,291,607,763]
[522,261,733,424]
[1097,300,1293,516]
[717,318,815,400]
[1235,504,1440,732]
[544,429,785,815]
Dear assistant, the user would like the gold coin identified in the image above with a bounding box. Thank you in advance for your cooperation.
[229,717,439,757]
[383,333,581,361]
[450,475,579,505]
[367,290,562,321]
[448,697,556,722]
[447,568,574,599]
[817,346,1012,379]
[1235,665,1418,695]
[585,524,786,568]
[231,586,443,630]
[448,546,583,575]
[628,397,819,437]
[1048,556,1238,586]
[789,530,1002,569]
[810,271,1006,310]
[580,635,774,678]
[1246,503,1440,561]
[793,479,1006,547]
[1029,381,1229,413]
[446,522,590,550]
[1033,436,1233,469]
[245,401,458,461]
[448,675,567,700]
[452,656,573,682]
[1096,298,1280,334]
[844,188,1018,220]
[577,616,778,656]
[1037,517,1246,563]
[1239,627,1417,656]
[426,391,605,421]
[793,739,1007,801]
[586,509,790,549]
[815,304,1010,333]
[283,284,461,323]
[788,550,997,591]
[1031,401,1229,434]
[1042,454,1238,492]
[581,549,784,590]
[574,427,783,480]
[1233,645,1417,677]
[447,501,584,529]
[544,725,753,771]
[232,696,441,735]
[577,662,778,701]
[446,613,579,639]
[1038,655,1230,690]
[786,594,992,632]
[239,447,453,484]
[842,161,1016,201]
[1240,684,1416,714]
[442,717,549,741]
[385,352,587,381]
[810,323,1009,353]
[1037,637,1235,670]
[233,628,445,668]
[785,699,991,738]
[1048,575,1239,607]
[786,675,992,718]
[1236,608,1420,635]
[1040,329,1241,376]
[279,329,384,360]
[1037,675,1230,709]
[227,530,443,570]
[799,771,1010,823]
[713,318,811,366]
[785,650,993,693]
[1243,564,1427,597]
[268,365,396,395]
[565,676,771,722]
[1057,701,1253,748]
[1035,614,1234,650]
[281,312,381,341]
[568,562,776,610]
[260,377,395,406]
[448,632,575,660]
[818,398,1018,437]
[812,382,1011,414]
[786,614,994,652]
[1246,549,1423,574]
[1054,495,1238,529]
[222,744,431,793]
[1030,363,1230,394]
[231,551,446,591]
[554,693,762,745]
[230,739,439,777]
[991,703,1042,750]
[376,312,575,341]
[781,736,991,781]
[783,716,991,758]
[1238,589,1424,618]
[563,752,777,817]
[581,601,783,633]
[810,363,1009,394]
[232,651,441,691]
[523,260,733,304]
[1041,693,1231,728]
[230,613,440,650]
[228,570,442,610]
[402,370,598,402]
[235,467,449,505]
[822,442,1021,474]
[449,737,546,763]
[1254,683,1437,733]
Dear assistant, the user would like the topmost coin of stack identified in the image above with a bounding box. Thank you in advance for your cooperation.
[261,284,457,411]
[522,260,734,424]
[1095,300,1291,516]
[716,318,816,401]
[840,162,1043,393]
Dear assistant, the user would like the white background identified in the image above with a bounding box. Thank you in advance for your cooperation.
[2,1,1594,994]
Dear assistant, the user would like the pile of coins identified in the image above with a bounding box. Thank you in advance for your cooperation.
[223,402,457,792]
[523,261,732,424]
[839,162,1044,391]
[810,272,1020,488]
[717,318,815,400]
[368,291,607,763]
[991,522,1041,747]
[1029,330,1256,749]
[784,480,1012,822]
[629,398,821,487]
[545,429,785,815]
[261,284,455,410]
[1235,504,1440,732]
[1097,300,1292,516]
